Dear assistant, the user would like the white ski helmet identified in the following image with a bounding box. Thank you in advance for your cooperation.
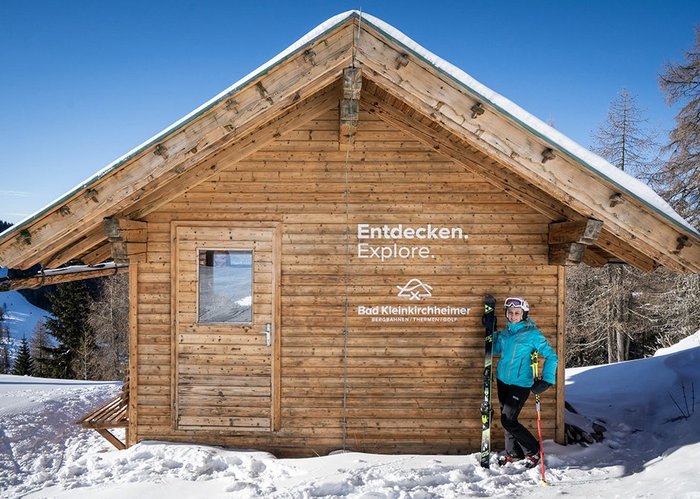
[504,297,529,319]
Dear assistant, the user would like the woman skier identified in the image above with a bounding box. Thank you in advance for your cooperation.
[494,297,558,468]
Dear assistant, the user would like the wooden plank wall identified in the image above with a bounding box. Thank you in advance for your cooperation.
[134,103,560,457]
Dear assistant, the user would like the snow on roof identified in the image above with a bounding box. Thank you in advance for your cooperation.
[2,10,698,243]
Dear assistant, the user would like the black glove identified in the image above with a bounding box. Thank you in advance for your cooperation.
[531,378,551,394]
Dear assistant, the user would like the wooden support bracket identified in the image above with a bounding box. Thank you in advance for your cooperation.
[339,67,362,149]
[548,219,604,265]
[104,217,147,264]
[549,242,586,265]
[95,428,126,450]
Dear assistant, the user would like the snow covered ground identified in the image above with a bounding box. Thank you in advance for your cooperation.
[1,332,698,498]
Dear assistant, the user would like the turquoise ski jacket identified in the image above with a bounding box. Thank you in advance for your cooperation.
[493,318,558,387]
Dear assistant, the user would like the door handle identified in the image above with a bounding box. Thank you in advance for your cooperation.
[265,323,271,347]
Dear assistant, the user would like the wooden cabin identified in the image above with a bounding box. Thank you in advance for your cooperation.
[1,12,699,457]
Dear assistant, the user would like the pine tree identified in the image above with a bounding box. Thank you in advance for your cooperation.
[653,26,700,225]
[12,336,33,376]
[0,307,11,374]
[43,281,95,379]
[30,320,52,378]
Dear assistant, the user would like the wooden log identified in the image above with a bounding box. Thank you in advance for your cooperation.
[0,264,127,291]
[549,243,586,266]
[548,219,604,245]
[104,217,148,264]
[95,429,127,450]
[339,67,362,148]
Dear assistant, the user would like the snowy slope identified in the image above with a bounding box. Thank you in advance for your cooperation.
[0,333,698,498]
[0,268,52,350]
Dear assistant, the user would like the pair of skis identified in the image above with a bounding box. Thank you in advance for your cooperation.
[479,295,497,468]
[480,295,546,484]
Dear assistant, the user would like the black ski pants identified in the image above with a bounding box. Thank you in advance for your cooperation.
[497,379,539,457]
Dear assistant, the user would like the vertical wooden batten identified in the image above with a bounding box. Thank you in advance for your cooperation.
[128,261,139,446]
[170,222,180,430]
[556,265,566,444]
[272,223,282,431]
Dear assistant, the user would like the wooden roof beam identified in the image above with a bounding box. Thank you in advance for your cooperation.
[583,246,617,268]
[81,242,113,266]
[594,229,658,272]
[0,264,127,292]
[42,226,108,268]
[354,26,700,272]
[549,219,604,245]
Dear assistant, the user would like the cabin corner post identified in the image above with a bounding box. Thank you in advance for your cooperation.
[555,265,566,444]
[128,260,139,447]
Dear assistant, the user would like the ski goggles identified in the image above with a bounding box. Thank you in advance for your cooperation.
[504,297,530,312]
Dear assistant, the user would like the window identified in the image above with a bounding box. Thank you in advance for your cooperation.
[198,249,253,323]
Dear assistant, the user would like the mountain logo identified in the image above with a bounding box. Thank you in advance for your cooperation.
[396,279,433,301]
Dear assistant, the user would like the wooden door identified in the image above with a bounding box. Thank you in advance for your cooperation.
[172,223,280,431]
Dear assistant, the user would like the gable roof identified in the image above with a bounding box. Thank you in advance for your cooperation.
[1,11,699,274]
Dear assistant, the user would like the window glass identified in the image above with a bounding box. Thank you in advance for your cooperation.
[198,250,253,323]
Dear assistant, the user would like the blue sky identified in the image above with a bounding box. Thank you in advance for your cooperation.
[1,0,698,224]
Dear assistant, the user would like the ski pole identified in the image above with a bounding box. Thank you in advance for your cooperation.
[531,352,547,485]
